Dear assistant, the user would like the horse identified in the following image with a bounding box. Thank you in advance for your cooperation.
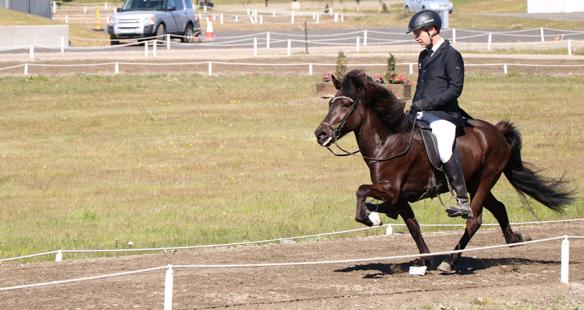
[314,69,574,273]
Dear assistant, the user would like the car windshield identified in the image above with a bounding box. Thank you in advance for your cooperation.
[121,0,164,11]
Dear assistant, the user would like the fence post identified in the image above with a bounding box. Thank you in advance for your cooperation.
[220,14,224,25]
[253,37,258,56]
[355,37,360,53]
[363,30,368,47]
[144,41,149,57]
[266,32,271,49]
[24,63,29,76]
[114,62,120,75]
[208,62,213,76]
[164,265,174,310]
[316,13,320,24]
[568,39,572,56]
[503,64,508,75]
[65,14,69,24]
[55,250,63,262]
[385,225,393,236]
[308,63,313,76]
[291,12,295,24]
[287,39,292,56]
[166,34,171,50]
[540,27,545,42]
[152,40,157,57]
[487,32,492,50]
[561,236,570,284]
[409,63,414,74]
[452,28,456,45]
[60,36,65,53]
[29,45,34,61]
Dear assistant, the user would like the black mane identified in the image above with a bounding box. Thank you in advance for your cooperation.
[341,70,410,132]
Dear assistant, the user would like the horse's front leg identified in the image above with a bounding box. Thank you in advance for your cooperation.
[355,182,398,226]
[397,202,434,268]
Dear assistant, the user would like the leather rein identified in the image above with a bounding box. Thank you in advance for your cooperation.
[321,95,416,163]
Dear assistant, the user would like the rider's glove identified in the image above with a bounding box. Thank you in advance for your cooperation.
[411,99,432,111]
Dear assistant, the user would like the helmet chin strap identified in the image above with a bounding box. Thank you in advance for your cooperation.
[425,29,439,50]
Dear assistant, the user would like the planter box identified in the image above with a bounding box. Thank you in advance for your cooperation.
[386,84,412,100]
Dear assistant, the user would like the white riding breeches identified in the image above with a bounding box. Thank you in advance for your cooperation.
[416,112,456,163]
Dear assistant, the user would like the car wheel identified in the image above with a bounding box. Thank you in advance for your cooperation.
[182,24,193,43]
[110,35,119,46]
[156,24,166,41]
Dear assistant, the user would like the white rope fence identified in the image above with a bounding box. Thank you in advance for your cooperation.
[1,27,583,54]
[1,218,582,263]
[0,234,582,310]
[3,59,584,77]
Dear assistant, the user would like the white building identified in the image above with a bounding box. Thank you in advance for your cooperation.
[528,0,584,13]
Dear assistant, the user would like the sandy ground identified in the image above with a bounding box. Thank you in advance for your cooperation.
[1,222,583,309]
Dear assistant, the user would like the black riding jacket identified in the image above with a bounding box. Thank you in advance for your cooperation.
[412,40,466,125]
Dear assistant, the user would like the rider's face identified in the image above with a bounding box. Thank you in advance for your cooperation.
[413,28,433,47]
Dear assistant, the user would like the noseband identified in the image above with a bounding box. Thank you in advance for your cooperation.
[322,95,359,142]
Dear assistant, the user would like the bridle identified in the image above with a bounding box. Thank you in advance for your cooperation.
[321,94,417,163]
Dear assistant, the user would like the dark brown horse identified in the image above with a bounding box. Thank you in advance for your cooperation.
[314,70,574,272]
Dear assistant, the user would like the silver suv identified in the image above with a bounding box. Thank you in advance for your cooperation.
[108,0,201,45]
[404,0,453,14]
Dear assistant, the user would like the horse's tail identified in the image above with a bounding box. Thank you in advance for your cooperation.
[496,120,575,212]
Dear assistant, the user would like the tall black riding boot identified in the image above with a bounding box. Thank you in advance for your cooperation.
[443,152,473,219]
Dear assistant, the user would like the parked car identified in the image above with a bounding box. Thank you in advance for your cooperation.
[108,0,201,45]
[404,0,453,14]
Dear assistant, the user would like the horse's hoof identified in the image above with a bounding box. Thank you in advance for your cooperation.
[355,216,374,227]
[437,261,455,274]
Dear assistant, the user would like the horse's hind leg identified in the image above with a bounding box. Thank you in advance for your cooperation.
[484,192,528,244]
[398,202,434,268]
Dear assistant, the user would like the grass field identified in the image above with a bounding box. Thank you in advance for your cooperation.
[0,72,582,260]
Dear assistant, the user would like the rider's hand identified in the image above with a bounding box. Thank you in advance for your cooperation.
[411,100,432,111]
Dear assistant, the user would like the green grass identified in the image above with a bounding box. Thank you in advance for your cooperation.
[0,72,582,260]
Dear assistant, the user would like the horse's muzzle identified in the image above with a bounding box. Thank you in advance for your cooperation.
[314,124,333,147]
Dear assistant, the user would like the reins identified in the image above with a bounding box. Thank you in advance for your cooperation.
[323,95,417,163]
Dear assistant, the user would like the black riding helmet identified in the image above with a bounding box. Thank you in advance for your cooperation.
[406,10,442,34]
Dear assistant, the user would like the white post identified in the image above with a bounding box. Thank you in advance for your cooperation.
[104,2,108,10]
[568,39,572,56]
[52,1,57,14]
[355,37,360,52]
[164,265,174,310]
[312,12,316,20]
[55,250,63,262]
[259,15,263,24]
[334,13,338,23]
[144,41,149,57]
[291,12,294,24]
[166,34,171,50]
[409,63,414,74]
[235,15,239,23]
[385,225,393,236]
[253,37,258,56]
[65,14,69,24]
[503,64,508,75]
[316,13,320,24]
[266,32,271,49]
[208,62,213,76]
[220,14,224,25]
[114,62,119,75]
[84,6,87,14]
[152,40,157,57]
[363,30,368,47]
[561,236,570,284]
[29,45,34,61]
[204,5,207,12]
[452,28,456,45]
[341,14,344,22]
[272,10,276,17]
[308,63,313,76]
[60,36,65,53]
[487,33,492,50]
[287,39,292,56]
[540,27,545,42]
[24,63,29,76]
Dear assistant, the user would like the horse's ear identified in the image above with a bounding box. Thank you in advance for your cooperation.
[332,75,341,90]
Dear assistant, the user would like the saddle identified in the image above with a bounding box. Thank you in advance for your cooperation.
[414,121,443,172]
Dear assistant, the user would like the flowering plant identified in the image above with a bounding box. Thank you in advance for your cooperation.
[322,72,333,83]
[372,75,385,84]
[386,72,411,85]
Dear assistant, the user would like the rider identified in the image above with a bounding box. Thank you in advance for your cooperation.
[407,10,473,219]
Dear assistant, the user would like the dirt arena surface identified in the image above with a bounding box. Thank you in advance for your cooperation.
[1,221,583,309]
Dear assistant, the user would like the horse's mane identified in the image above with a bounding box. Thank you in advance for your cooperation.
[341,70,410,133]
